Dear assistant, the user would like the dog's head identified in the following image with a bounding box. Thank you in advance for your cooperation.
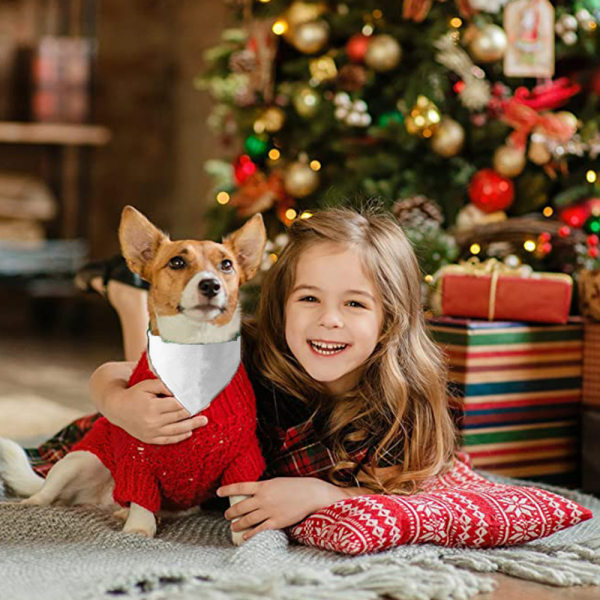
[119,206,266,343]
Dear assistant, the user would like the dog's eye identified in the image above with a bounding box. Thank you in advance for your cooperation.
[220,259,233,273]
[168,256,187,270]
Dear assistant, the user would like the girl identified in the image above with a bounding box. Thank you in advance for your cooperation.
[25,206,457,541]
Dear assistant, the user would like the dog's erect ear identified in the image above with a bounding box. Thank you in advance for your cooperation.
[223,213,267,284]
[119,206,167,280]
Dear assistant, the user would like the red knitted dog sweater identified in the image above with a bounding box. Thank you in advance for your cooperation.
[72,352,265,513]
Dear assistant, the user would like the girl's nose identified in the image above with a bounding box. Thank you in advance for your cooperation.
[319,307,344,328]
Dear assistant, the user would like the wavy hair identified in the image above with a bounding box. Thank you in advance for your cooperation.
[243,206,457,494]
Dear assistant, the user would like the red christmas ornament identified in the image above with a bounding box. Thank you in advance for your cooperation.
[588,234,599,247]
[453,81,466,94]
[559,204,590,229]
[540,242,552,255]
[468,169,515,213]
[589,246,599,259]
[346,34,370,63]
[538,231,551,243]
[558,225,571,238]
[234,154,257,185]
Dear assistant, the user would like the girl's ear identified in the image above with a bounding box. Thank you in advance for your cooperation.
[119,206,167,281]
[223,214,267,284]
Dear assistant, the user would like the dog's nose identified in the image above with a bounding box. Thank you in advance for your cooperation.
[199,278,221,298]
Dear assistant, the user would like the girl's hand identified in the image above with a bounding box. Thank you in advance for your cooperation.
[217,477,349,540]
[90,361,207,444]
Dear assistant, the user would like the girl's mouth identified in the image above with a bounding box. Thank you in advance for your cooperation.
[308,340,349,356]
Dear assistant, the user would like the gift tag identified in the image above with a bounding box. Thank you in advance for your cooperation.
[504,0,555,78]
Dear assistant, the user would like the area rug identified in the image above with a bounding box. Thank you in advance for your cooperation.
[1,477,600,600]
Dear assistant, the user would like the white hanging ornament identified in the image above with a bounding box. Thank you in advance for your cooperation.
[555,13,579,45]
[333,92,371,127]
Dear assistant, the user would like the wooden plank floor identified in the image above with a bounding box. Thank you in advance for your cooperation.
[0,294,598,599]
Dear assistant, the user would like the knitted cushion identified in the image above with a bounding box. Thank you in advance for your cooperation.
[288,454,593,555]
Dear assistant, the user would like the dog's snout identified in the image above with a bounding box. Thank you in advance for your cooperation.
[199,278,221,298]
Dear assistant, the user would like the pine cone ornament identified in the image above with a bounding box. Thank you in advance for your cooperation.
[393,196,444,230]
[337,64,368,92]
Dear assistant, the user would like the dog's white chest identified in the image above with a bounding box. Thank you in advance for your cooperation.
[147,332,241,415]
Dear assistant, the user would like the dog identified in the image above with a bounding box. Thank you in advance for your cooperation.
[0,206,267,544]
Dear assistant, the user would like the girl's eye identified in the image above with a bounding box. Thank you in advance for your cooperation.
[168,256,187,270]
[220,259,234,273]
[347,300,366,308]
[299,295,318,302]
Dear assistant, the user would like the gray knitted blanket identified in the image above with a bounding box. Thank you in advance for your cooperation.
[1,477,600,600]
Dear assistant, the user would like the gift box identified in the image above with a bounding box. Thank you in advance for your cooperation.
[428,316,583,485]
[436,260,573,324]
[583,322,600,408]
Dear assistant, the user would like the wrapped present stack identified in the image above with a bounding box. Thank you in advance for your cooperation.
[578,270,600,494]
[428,258,582,486]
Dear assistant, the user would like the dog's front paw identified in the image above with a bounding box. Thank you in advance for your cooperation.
[123,522,156,537]
[113,507,130,521]
[122,502,157,538]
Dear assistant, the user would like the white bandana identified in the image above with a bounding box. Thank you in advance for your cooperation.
[147,331,241,416]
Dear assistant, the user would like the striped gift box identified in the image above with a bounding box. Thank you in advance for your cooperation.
[428,316,583,485]
[583,322,600,407]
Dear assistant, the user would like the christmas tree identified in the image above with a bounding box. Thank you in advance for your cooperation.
[197,0,600,278]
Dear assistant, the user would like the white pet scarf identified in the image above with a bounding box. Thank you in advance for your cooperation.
[147,331,241,416]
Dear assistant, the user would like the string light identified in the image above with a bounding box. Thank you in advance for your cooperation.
[586,170,598,184]
[310,160,321,171]
[300,211,313,219]
[542,206,554,217]
[268,148,281,160]
[469,243,481,255]
[424,274,434,283]
[269,253,278,262]
[372,9,383,19]
[216,191,230,205]
[450,17,462,28]
[272,20,288,35]
[362,24,374,36]
[523,239,536,252]
[285,208,297,220]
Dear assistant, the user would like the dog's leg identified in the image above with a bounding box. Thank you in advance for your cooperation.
[123,502,157,537]
[229,494,251,546]
[21,451,100,506]
[113,507,130,521]
[0,438,44,497]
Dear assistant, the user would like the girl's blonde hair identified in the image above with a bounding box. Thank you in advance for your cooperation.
[244,206,457,494]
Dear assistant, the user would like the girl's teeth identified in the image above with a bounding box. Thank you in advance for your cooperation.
[310,341,347,355]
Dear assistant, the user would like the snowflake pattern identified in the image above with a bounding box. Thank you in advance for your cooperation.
[288,455,592,555]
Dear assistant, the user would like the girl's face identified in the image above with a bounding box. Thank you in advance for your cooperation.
[285,242,383,396]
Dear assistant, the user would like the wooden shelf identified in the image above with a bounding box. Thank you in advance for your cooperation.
[0,122,111,146]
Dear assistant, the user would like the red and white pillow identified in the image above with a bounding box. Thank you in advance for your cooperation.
[288,454,592,555]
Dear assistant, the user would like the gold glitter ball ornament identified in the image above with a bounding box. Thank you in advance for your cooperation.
[469,24,507,63]
[364,34,402,72]
[493,144,526,178]
[430,118,465,157]
[283,161,320,197]
[405,95,441,138]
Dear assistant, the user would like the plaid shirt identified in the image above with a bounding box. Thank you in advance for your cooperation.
[26,366,365,486]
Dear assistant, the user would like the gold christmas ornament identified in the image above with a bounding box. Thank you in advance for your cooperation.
[292,85,321,117]
[430,117,465,157]
[284,161,320,197]
[405,95,441,138]
[309,55,338,83]
[554,111,579,134]
[493,144,526,178]
[469,24,507,63]
[364,34,402,72]
[289,20,330,54]
[284,1,327,29]
[255,106,286,133]
[528,128,552,165]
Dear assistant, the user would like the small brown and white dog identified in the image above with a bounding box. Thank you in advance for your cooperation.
[0,206,267,544]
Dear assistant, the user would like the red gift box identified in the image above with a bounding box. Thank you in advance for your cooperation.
[437,260,573,324]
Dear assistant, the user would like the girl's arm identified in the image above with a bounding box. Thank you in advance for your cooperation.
[89,361,207,444]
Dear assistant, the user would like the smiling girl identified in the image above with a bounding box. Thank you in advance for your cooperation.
[24,206,457,541]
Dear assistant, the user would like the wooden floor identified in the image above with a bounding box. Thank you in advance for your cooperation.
[0,291,598,599]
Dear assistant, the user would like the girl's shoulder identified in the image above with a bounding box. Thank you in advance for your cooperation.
[242,355,312,429]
